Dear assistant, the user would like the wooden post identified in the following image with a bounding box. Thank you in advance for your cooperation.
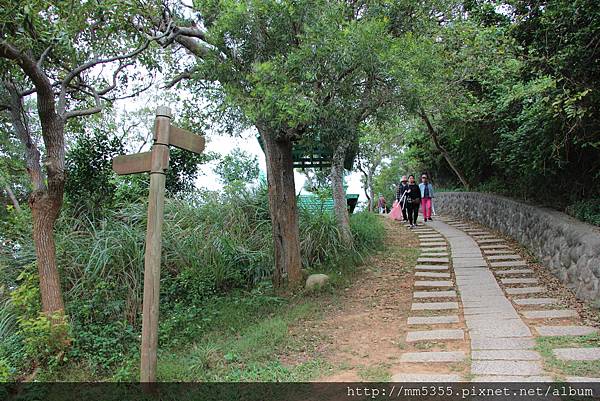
[112,106,204,383]
[140,106,171,383]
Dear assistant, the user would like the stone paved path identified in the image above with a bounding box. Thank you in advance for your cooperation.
[391,215,599,383]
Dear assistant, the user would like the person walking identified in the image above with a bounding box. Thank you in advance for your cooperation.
[396,175,409,222]
[377,194,387,214]
[419,173,435,222]
[405,175,421,228]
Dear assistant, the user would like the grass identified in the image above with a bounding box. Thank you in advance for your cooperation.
[535,333,600,379]
[357,364,391,381]
[2,181,387,381]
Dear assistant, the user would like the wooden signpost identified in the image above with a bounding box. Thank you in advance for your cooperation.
[112,107,205,382]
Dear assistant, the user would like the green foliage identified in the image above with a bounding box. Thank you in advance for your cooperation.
[213,148,260,186]
[566,200,600,227]
[377,2,600,215]
[19,312,71,368]
[65,123,125,215]
[7,269,71,371]
[301,169,331,195]
[0,357,11,381]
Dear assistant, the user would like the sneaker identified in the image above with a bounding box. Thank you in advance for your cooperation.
[428,217,433,221]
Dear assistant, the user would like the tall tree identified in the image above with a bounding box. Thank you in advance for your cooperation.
[146,0,392,286]
[0,1,159,314]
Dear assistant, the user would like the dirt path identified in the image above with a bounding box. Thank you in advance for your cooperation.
[297,217,419,381]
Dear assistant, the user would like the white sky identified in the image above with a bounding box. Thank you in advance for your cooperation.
[197,126,368,200]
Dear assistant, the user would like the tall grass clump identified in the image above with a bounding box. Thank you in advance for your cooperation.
[0,182,385,378]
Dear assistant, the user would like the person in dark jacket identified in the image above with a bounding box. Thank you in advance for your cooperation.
[405,175,421,228]
[396,175,409,222]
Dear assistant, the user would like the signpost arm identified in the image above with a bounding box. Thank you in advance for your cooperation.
[140,107,171,383]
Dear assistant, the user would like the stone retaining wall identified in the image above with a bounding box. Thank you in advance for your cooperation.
[435,192,600,306]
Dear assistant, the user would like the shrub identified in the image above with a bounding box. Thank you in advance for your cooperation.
[19,312,71,368]
[566,199,600,227]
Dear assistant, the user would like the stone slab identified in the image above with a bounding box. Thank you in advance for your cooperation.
[505,286,545,295]
[480,245,510,249]
[553,347,600,361]
[471,376,553,382]
[471,360,543,376]
[495,268,534,275]
[390,373,462,382]
[417,257,449,263]
[522,309,578,319]
[415,271,450,278]
[413,290,457,299]
[471,337,535,350]
[513,298,557,306]
[483,249,512,254]
[477,239,505,244]
[465,317,528,329]
[406,329,464,342]
[420,242,447,247]
[400,351,466,363]
[535,325,598,336]
[415,265,449,271]
[469,325,532,338]
[407,315,460,325]
[418,234,444,238]
[411,302,458,310]
[420,247,447,253]
[463,307,517,316]
[500,277,538,284]
[472,350,541,361]
[453,254,484,259]
[487,254,522,260]
[491,261,528,268]
[453,260,488,268]
[414,280,454,288]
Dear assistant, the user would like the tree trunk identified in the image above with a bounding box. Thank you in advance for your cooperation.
[419,108,470,190]
[367,171,375,212]
[6,81,66,314]
[357,165,372,212]
[260,129,302,288]
[4,184,22,213]
[363,185,372,212]
[30,192,65,313]
[330,142,353,246]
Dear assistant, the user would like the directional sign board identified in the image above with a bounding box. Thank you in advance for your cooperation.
[169,125,205,154]
[112,152,152,175]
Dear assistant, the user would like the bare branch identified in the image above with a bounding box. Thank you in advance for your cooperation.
[0,40,58,123]
[64,87,102,120]
[97,61,134,96]
[36,45,52,69]
[164,68,195,88]
[3,80,46,192]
